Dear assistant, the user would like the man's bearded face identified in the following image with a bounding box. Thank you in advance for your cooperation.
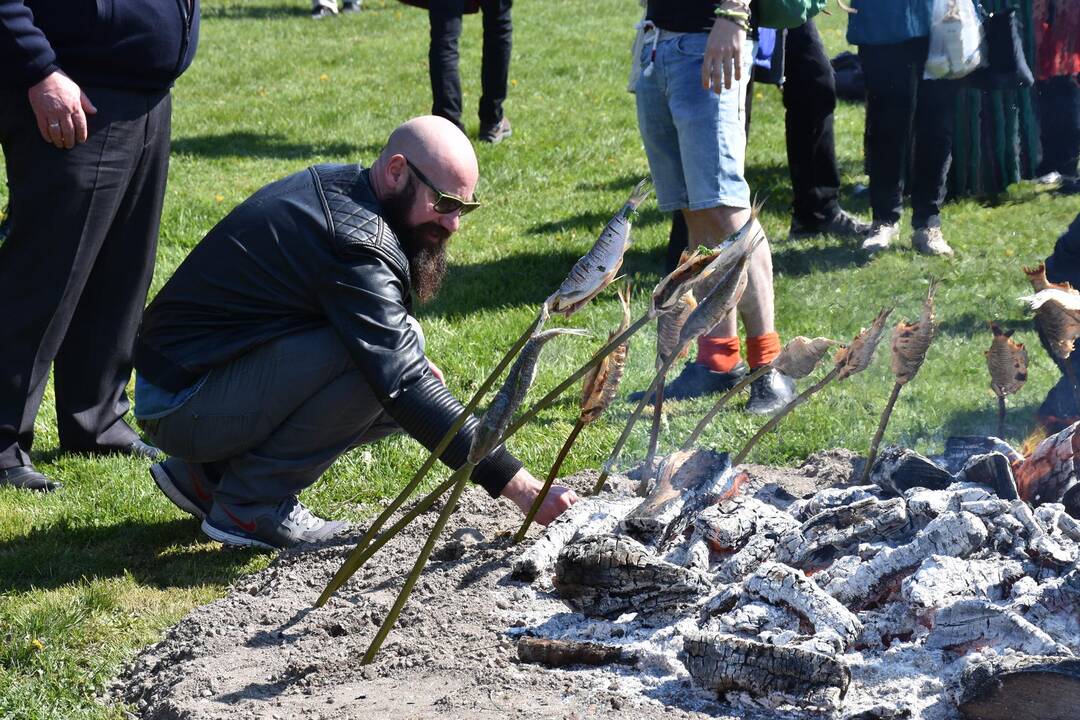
[383,173,449,304]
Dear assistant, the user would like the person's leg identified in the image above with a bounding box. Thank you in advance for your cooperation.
[858,40,919,250]
[783,20,842,228]
[0,88,136,473]
[54,91,172,454]
[909,37,957,256]
[665,212,689,274]
[478,0,512,129]
[429,0,467,131]
[1037,75,1080,178]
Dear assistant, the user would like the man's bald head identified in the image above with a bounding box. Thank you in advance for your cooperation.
[375,115,479,200]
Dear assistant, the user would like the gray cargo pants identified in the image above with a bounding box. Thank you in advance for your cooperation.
[140,327,400,506]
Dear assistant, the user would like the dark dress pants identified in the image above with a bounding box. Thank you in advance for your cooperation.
[0,87,170,469]
[1036,75,1080,178]
[860,38,958,229]
[429,0,513,130]
[141,328,400,507]
[783,20,842,227]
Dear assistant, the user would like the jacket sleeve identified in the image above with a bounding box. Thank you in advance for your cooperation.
[316,253,523,497]
[0,1,59,88]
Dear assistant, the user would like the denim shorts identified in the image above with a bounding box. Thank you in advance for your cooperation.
[635,32,754,212]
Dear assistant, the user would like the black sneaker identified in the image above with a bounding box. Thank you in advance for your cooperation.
[0,465,61,492]
[150,458,217,520]
[341,0,361,12]
[789,209,871,240]
[746,368,796,415]
[478,117,512,144]
[628,361,749,404]
[202,497,348,550]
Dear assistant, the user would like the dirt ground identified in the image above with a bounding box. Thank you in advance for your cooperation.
[112,451,865,720]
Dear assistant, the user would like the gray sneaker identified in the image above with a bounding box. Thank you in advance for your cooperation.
[202,498,348,549]
[789,209,872,240]
[911,226,954,257]
[746,368,796,416]
[861,221,899,254]
[150,458,217,519]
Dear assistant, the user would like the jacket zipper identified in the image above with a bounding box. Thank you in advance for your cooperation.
[172,0,193,79]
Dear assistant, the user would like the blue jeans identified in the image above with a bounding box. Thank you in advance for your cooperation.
[635,33,754,212]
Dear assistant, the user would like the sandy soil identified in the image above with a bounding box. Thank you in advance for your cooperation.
[112,451,871,720]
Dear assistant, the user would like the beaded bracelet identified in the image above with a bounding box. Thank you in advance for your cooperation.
[714,9,750,31]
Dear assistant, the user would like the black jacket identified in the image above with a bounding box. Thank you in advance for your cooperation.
[134,164,522,497]
[1,0,199,90]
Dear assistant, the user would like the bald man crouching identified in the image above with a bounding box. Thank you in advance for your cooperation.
[133,116,579,549]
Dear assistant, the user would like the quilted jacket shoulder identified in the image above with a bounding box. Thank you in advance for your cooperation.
[310,163,411,290]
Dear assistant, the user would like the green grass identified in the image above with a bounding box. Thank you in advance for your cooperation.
[2,1,1079,717]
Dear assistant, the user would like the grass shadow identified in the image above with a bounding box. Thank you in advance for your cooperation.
[939,396,1045,440]
[0,517,261,593]
[201,3,310,20]
[424,244,666,318]
[171,132,379,161]
[527,205,668,237]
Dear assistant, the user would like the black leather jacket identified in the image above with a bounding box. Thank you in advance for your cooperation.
[134,164,521,496]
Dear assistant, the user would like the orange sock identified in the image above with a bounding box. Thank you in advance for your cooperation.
[747,332,781,369]
[696,336,742,372]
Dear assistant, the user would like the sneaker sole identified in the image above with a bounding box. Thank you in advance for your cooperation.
[200,519,277,550]
[150,464,208,520]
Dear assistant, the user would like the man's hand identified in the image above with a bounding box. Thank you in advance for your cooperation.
[702,18,745,93]
[28,71,97,149]
[427,359,446,386]
[500,468,578,526]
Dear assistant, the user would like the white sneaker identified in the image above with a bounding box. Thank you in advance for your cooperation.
[912,226,954,257]
[311,0,338,18]
[861,222,899,254]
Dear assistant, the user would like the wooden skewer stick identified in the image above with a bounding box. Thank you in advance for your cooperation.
[315,313,544,607]
[362,460,475,664]
[733,367,840,465]
[859,381,904,485]
[314,472,459,608]
[514,417,586,543]
[502,312,653,441]
[591,342,684,496]
[681,365,770,450]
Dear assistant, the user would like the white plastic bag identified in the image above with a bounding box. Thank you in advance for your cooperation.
[924,0,986,80]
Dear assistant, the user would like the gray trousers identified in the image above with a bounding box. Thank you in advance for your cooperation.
[141,328,399,506]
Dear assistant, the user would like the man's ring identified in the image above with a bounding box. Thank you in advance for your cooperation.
[48,120,60,128]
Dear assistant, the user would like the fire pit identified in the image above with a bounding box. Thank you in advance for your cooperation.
[113,435,1080,720]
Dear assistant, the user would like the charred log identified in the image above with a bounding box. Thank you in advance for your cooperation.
[553,534,711,619]
[745,562,862,649]
[926,599,1073,656]
[958,655,1080,720]
[516,636,637,668]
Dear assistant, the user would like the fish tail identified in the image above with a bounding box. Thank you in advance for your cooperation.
[622,177,653,216]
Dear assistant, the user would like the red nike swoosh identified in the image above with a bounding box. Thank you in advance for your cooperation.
[222,505,258,533]
[189,471,213,503]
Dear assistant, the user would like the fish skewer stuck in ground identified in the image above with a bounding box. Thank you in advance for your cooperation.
[361,327,584,661]
[515,286,633,542]
[861,280,938,484]
[985,321,1029,439]
[593,222,765,495]
[734,306,893,465]
[1021,288,1080,416]
[682,335,838,450]
[317,184,646,607]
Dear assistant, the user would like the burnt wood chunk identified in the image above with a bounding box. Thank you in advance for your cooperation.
[827,511,987,607]
[958,655,1080,720]
[957,452,1020,500]
[512,497,634,582]
[683,633,850,703]
[926,599,1073,656]
[870,447,954,496]
[622,449,745,547]
[784,497,911,568]
[745,562,862,649]
[942,436,1023,474]
[553,534,711,618]
[516,636,637,668]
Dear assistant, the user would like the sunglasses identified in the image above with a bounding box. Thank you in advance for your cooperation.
[406,159,481,216]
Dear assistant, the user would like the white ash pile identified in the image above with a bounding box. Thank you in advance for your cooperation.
[510,440,1080,719]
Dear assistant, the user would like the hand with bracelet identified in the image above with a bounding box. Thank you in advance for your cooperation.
[702,1,750,93]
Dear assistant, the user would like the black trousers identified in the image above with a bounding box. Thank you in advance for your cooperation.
[429,0,512,130]
[1036,75,1080,178]
[0,87,171,469]
[860,38,958,229]
[783,20,842,227]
